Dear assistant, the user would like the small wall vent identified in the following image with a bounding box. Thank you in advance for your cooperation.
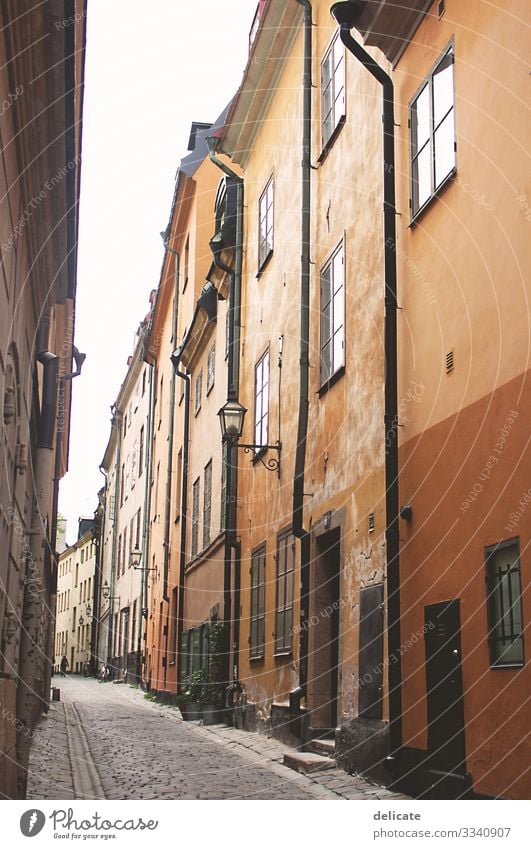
[446,349,454,374]
[368,512,375,533]
[438,0,446,18]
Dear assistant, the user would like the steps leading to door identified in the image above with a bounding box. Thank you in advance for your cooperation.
[308,737,335,757]
[283,751,337,774]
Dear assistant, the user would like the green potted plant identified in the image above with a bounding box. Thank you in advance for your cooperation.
[177,669,204,721]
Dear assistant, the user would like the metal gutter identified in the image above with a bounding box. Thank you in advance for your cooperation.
[331,2,402,764]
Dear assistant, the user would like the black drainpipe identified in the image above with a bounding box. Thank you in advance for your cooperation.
[162,248,180,605]
[206,138,244,698]
[291,0,312,713]
[331,2,402,764]
[170,348,190,689]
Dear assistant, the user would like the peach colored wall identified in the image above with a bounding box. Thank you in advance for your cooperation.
[394,0,530,799]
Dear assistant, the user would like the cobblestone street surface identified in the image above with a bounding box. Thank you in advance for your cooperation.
[27,677,410,801]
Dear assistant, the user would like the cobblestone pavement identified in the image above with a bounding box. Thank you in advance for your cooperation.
[27,676,410,801]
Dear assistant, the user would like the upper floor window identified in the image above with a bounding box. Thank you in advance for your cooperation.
[320,243,345,386]
[191,477,200,558]
[250,545,266,660]
[183,236,190,292]
[485,538,524,667]
[321,32,345,149]
[254,349,270,449]
[194,370,202,415]
[203,460,212,549]
[410,45,455,217]
[139,425,144,477]
[258,177,274,269]
[207,346,215,394]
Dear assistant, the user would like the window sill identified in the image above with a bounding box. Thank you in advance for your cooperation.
[318,364,345,398]
[249,654,265,664]
[206,383,214,397]
[410,167,456,227]
[317,115,346,166]
[489,661,524,670]
[273,650,292,660]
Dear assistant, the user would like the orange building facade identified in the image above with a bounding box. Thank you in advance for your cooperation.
[130,0,528,800]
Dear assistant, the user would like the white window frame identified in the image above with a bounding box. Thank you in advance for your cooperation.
[207,345,215,394]
[321,31,345,149]
[194,370,202,415]
[410,42,456,218]
[254,349,270,449]
[258,176,274,270]
[320,242,345,386]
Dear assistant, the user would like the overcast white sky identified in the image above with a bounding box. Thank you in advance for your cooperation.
[59,1,255,543]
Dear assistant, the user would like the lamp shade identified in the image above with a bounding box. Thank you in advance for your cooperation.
[218,399,247,440]
[102,581,110,600]
[130,548,142,568]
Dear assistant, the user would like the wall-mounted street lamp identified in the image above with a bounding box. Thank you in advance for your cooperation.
[129,548,156,572]
[102,581,119,604]
[217,399,282,475]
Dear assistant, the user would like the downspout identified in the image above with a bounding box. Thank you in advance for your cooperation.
[291,0,312,712]
[206,138,244,692]
[140,359,155,687]
[162,248,180,606]
[106,408,122,676]
[330,2,402,764]
[170,348,190,689]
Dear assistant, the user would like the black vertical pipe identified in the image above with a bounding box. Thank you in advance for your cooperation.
[171,353,190,688]
[292,0,312,701]
[331,2,402,761]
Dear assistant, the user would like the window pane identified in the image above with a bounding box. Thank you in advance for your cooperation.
[333,250,343,293]
[321,340,331,382]
[413,143,431,211]
[433,51,454,125]
[333,288,344,335]
[333,329,344,371]
[412,84,430,153]
[434,109,455,188]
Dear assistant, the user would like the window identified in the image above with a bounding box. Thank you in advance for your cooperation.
[320,243,345,385]
[175,449,183,520]
[142,369,146,397]
[120,463,125,506]
[203,460,212,549]
[321,32,345,148]
[191,477,200,557]
[131,601,137,653]
[129,518,134,562]
[220,442,228,532]
[122,526,127,574]
[275,531,295,654]
[250,546,266,660]
[207,346,215,394]
[485,539,524,667]
[81,548,84,564]
[225,308,230,360]
[135,508,142,549]
[410,44,455,216]
[194,371,202,415]
[139,425,144,477]
[258,177,274,269]
[254,349,270,448]
[183,236,189,292]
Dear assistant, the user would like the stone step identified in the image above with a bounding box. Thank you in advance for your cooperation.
[283,751,337,774]
[309,738,335,756]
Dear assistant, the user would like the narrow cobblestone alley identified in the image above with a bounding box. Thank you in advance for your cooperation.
[26,677,409,801]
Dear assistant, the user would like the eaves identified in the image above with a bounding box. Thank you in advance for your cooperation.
[222,0,303,167]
